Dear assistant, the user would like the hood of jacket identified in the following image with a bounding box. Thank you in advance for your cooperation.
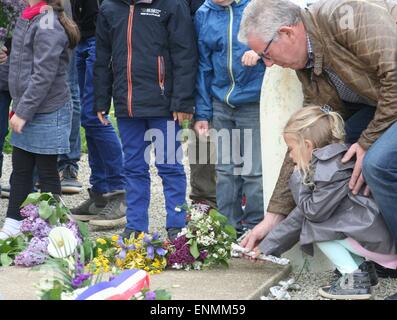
[205,0,249,11]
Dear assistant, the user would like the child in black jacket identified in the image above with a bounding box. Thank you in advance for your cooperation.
[94,0,198,240]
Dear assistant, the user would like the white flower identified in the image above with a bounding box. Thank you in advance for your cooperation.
[47,227,78,258]
[61,287,88,300]
[212,253,219,259]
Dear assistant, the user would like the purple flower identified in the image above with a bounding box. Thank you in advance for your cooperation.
[152,233,159,241]
[145,291,156,300]
[71,273,91,288]
[146,246,154,260]
[199,250,208,261]
[20,204,39,219]
[64,221,82,245]
[31,218,52,238]
[116,237,136,260]
[156,248,167,256]
[167,241,196,267]
[14,237,49,267]
[20,217,34,233]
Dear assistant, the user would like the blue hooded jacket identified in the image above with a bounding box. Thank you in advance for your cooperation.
[194,0,265,121]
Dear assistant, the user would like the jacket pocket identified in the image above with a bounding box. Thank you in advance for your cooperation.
[157,56,165,96]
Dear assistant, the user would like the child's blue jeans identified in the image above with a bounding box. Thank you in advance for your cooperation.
[117,117,187,233]
[76,37,125,194]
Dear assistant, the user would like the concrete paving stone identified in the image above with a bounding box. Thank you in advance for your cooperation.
[0,259,291,300]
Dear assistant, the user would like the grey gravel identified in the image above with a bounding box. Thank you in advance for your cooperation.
[0,146,191,241]
[1,151,397,300]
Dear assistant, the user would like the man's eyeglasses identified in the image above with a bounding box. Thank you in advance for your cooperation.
[257,37,275,61]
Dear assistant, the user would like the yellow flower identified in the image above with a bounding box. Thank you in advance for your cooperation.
[97,248,103,255]
[111,235,119,242]
[96,238,107,245]
[137,232,145,240]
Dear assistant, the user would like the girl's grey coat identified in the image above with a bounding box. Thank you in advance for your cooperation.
[260,143,396,257]
[9,13,71,122]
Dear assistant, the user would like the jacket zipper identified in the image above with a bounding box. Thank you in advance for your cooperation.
[224,5,236,108]
[157,56,165,96]
[127,5,135,117]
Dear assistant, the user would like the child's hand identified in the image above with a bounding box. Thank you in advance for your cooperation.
[97,111,110,126]
[241,50,261,67]
[194,120,209,137]
[173,112,193,126]
[0,46,8,64]
[9,114,26,134]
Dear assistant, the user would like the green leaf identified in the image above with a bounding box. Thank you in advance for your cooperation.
[219,259,229,268]
[20,192,42,207]
[38,201,53,220]
[209,209,228,225]
[155,289,172,300]
[189,240,200,259]
[224,224,237,240]
[0,253,13,267]
[76,221,89,239]
[48,213,58,226]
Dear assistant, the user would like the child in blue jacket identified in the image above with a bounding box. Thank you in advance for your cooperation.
[194,0,265,236]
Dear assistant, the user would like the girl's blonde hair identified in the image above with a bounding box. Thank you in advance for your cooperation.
[283,106,346,181]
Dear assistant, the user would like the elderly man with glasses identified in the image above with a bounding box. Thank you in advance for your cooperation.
[238,0,397,298]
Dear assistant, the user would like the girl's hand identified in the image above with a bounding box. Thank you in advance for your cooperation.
[10,114,26,134]
[241,50,261,67]
[173,112,193,126]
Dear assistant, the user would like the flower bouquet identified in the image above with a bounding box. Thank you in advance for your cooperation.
[0,0,25,48]
[167,204,237,271]
[87,232,168,275]
[14,193,86,267]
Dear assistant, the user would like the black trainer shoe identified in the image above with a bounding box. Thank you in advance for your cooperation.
[333,261,378,287]
[374,262,397,279]
[71,189,107,221]
[60,166,82,194]
[385,293,397,300]
[319,271,372,300]
[0,184,10,198]
[167,228,182,242]
[89,190,127,228]
[120,228,143,241]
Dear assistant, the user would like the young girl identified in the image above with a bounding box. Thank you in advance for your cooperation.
[258,106,397,300]
[0,0,80,240]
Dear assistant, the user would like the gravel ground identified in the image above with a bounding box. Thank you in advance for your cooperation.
[0,147,191,241]
[1,151,397,300]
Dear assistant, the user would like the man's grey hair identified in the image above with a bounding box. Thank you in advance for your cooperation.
[238,0,302,44]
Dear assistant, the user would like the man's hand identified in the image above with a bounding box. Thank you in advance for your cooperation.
[194,120,209,137]
[0,46,8,65]
[240,212,285,254]
[97,111,110,126]
[173,112,193,126]
[241,50,261,67]
[9,114,26,134]
[342,143,370,196]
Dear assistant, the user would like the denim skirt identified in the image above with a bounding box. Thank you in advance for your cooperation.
[11,100,72,155]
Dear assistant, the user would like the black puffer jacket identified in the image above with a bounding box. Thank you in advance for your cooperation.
[94,0,198,118]
[70,0,102,39]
